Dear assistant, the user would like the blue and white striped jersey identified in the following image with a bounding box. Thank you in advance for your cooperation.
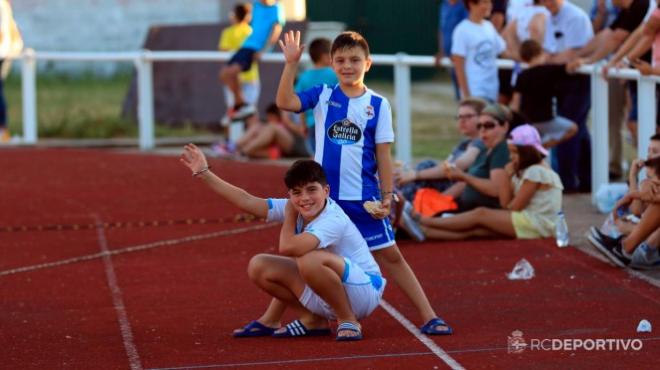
[297,84,395,201]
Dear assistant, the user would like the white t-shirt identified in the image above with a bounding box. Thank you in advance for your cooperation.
[296,85,394,201]
[451,19,506,102]
[516,5,557,53]
[507,0,534,22]
[266,197,381,275]
[550,1,594,52]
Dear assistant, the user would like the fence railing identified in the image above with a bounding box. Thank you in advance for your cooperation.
[15,49,660,202]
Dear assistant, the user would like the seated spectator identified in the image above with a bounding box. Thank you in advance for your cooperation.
[214,103,309,159]
[510,40,578,148]
[589,160,660,269]
[593,134,660,238]
[398,104,513,240]
[400,124,563,241]
[394,97,487,202]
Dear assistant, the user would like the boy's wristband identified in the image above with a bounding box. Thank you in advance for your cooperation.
[193,166,211,177]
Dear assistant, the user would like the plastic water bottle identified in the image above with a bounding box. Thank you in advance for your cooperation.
[555,211,570,248]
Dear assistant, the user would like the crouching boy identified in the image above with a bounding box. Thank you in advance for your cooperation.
[180,144,385,341]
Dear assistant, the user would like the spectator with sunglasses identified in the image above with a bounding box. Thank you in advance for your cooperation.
[394,97,487,202]
[400,124,563,241]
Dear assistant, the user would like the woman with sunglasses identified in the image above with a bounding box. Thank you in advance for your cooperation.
[394,97,487,202]
[402,124,564,241]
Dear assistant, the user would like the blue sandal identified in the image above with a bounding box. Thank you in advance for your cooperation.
[233,320,277,338]
[420,317,453,335]
[336,321,363,341]
[272,319,331,338]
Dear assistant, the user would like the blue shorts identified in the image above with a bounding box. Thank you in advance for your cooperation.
[228,48,256,72]
[335,199,396,251]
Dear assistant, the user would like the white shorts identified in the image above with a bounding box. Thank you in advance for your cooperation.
[299,257,386,320]
[223,82,260,108]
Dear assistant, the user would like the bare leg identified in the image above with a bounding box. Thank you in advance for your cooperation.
[235,123,262,148]
[296,250,357,326]
[420,207,517,237]
[220,64,245,106]
[623,203,660,253]
[247,254,327,329]
[241,125,295,157]
[373,245,449,331]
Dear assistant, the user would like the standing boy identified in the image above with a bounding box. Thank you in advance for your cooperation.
[295,38,338,154]
[271,30,453,335]
[218,3,260,127]
[181,146,384,340]
[219,0,284,122]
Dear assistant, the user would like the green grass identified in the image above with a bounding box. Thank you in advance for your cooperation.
[3,73,205,139]
[3,72,461,160]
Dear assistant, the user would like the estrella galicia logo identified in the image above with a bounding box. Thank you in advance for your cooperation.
[327,119,362,145]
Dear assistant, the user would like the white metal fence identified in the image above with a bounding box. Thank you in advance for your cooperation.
[14,49,660,201]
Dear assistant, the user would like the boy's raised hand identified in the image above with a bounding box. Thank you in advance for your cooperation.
[278,30,305,64]
[180,143,209,175]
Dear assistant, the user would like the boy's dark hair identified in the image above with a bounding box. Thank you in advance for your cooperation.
[516,145,546,175]
[284,160,328,189]
[233,3,251,22]
[463,0,481,11]
[331,31,370,58]
[266,103,280,116]
[651,133,660,141]
[309,38,332,63]
[459,97,487,115]
[520,39,543,63]
[644,156,660,174]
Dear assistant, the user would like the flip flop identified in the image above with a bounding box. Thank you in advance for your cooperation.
[420,317,453,335]
[233,320,277,338]
[272,319,331,338]
[336,321,362,342]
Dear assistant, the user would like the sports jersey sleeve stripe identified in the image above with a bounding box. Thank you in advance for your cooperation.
[266,198,287,222]
[296,84,325,113]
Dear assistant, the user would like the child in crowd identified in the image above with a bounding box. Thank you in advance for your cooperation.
[451,0,506,102]
[238,30,452,336]
[219,0,284,122]
[218,3,260,127]
[295,38,338,154]
[215,103,308,159]
[592,134,660,238]
[590,156,660,269]
[510,40,578,148]
[181,148,383,340]
[402,124,564,241]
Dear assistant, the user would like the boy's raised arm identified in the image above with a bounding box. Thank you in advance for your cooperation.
[180,144,269,218]
[276,30,304,112]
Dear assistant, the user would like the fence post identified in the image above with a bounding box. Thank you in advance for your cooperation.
[136,50,155,150]
[21,49,37,144]
[590,68,609,203]
[637,76,656,160]
[394,53,412,163]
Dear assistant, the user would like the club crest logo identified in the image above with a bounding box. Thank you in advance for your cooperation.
[508,330,527,354]
[327,119,362,145]
[365,105,375,119]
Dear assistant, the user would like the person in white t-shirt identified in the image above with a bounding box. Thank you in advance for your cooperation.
[451,0,506,102]
[180,146,385,341]
[503,0,557,59]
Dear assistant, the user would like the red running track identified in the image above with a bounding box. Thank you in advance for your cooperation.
[1,148,658,369]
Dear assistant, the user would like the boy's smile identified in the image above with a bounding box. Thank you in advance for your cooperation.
[289,182,329,221]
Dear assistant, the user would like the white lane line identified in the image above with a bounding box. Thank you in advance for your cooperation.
[379,300,465,370]
[94,215,143,370]
[0,223,277,277]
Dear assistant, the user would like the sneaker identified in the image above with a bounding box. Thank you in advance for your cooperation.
[210,142,235,158]
[220,113,232,127]
[630,243,660,270]
[587,231,630,267]
[231,104,256,121]
[589,226,619,245]
[399,201,425,242]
